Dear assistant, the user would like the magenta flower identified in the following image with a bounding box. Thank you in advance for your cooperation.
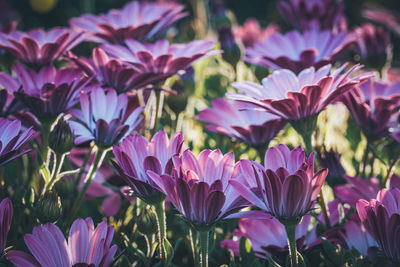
[0,198,12,253]
[230,144,327,219]
[100,39,218,85]
[69,87,143,147]
[69,48,172,93]
[0,27,82,66]
[7,217,117,267]
[234,18,279,48]
[334,175,380,209]
[112,130,183,204]
[196,98,285,146]
[0,118,34,166]
[318,149,346,184]
[229,64,368,121]
[69,1,187,44]
[245,30,354,73]
[363,8,400,36]
[357,188,400,263]
[341,79,400,140]
[0,63,94,121]
[147,149,247,227]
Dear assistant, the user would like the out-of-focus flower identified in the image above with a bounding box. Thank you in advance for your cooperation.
[113,130,183,204]
[221,211,313,259]
[229,64,368,121]
[0,64,93,121]
[68,48,171,93]
[387,68,400,84]
[69,1,187,44]
[318,148,346,185]
[245,30,354,74]
[0,198,12,254]
[0,28,82,66]
[101,39,218,87]
[0,89,23,118]
[68,87,143,147]
[340,214,378,257]
[334,175,380,209]
[230,144,327,220]
[218,27,241,68]
[147,149,247,229]
[7,217,117,267]
[354,24,390,69]
[278,0,347,31]
[357,188,400,263]
[196,98,285,147]
[341,79,400,140]
[0,118,34,166]
[49,118,74,155]
[234,18,279,48]
[363,8,400,36]
[390,174,400,189]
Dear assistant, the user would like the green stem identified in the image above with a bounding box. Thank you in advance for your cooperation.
[189,228,198,266]
[154,200,167,266]
[68,147,107,223]
[152,90,165,135]
[284,223,298,267]
[41,122,51,167]
[199,231,209,267]
[46,153,65,192]
[360,141,370,178]
[73,145,94,190]
[255,144,268,163]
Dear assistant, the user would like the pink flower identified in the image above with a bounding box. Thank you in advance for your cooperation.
[357,188,400,263]
[0,118,34,166]
[244,30,354,73]
[196,98,285,146]
[113,130,183,204]
[341,78,400,140]
[147,149,247,227]
[7,218,117,267]
[363,8,400,36]
[68,87,143,146]
[0,27,82,66]
[0,198,12,253]
[230,144,327,219]
[233,18,279,48]
[278,0,347,31]
[354,23,390,61]
[69,1,187,44]
[229,64,368,121]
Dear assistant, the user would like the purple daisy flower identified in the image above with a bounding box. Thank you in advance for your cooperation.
[69,0,187,44]
[196,98,285,147]
[245,30,354,74]
[68,87,143,147]
[0,27,82,66]
[0,118,35,166]
[7,217,117,267]
[0,198,12,254]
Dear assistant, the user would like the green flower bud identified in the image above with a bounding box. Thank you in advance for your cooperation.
[49,118,74,155]
[36,191,62,223]
[136,205,158,235]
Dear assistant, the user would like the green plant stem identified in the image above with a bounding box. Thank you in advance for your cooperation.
[255,144,268,163]
[154,200,167,266]
[73,145,94,190]
[46,153,65,191]
[284,223,298,267]
[360,141,370,177]
[189,228,198,266]
[199,230,209,267]
[68,147,107,223]
[152,90,165,135]
[41,122,51,167]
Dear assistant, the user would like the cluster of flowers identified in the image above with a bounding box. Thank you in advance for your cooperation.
[0,0,399,266]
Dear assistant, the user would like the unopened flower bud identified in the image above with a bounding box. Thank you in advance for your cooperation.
[49,118,74,155]
[36,191,62,223]
[137,205,158,235]
[218,27,242,68]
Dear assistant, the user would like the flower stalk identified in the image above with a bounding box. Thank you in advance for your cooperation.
[154,200,168,266]
[199,230,209,267]
[283,220,299,267]
[45,153,65,192]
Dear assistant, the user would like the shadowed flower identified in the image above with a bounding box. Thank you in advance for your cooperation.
[100,39,218,88]
[341,79,400,140]
[68,87,143,147]
[69,0,187,44]
[7,217,117,267]
[147,149,247,228]
[196,98,285,147]
[0,27,82,66]
[0,198,12,254]
[112,130,183,204]
[244,30,354,73]
[318,148,346,185]
[363,8,400,36]
[229,64,368,121]
[234,18,279,48]
[357,188,400,263]
[69,48,172,93]
[230,144,327,220]
[0,63,94,121]
[278,0,347,31]
[0,118,34,166]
